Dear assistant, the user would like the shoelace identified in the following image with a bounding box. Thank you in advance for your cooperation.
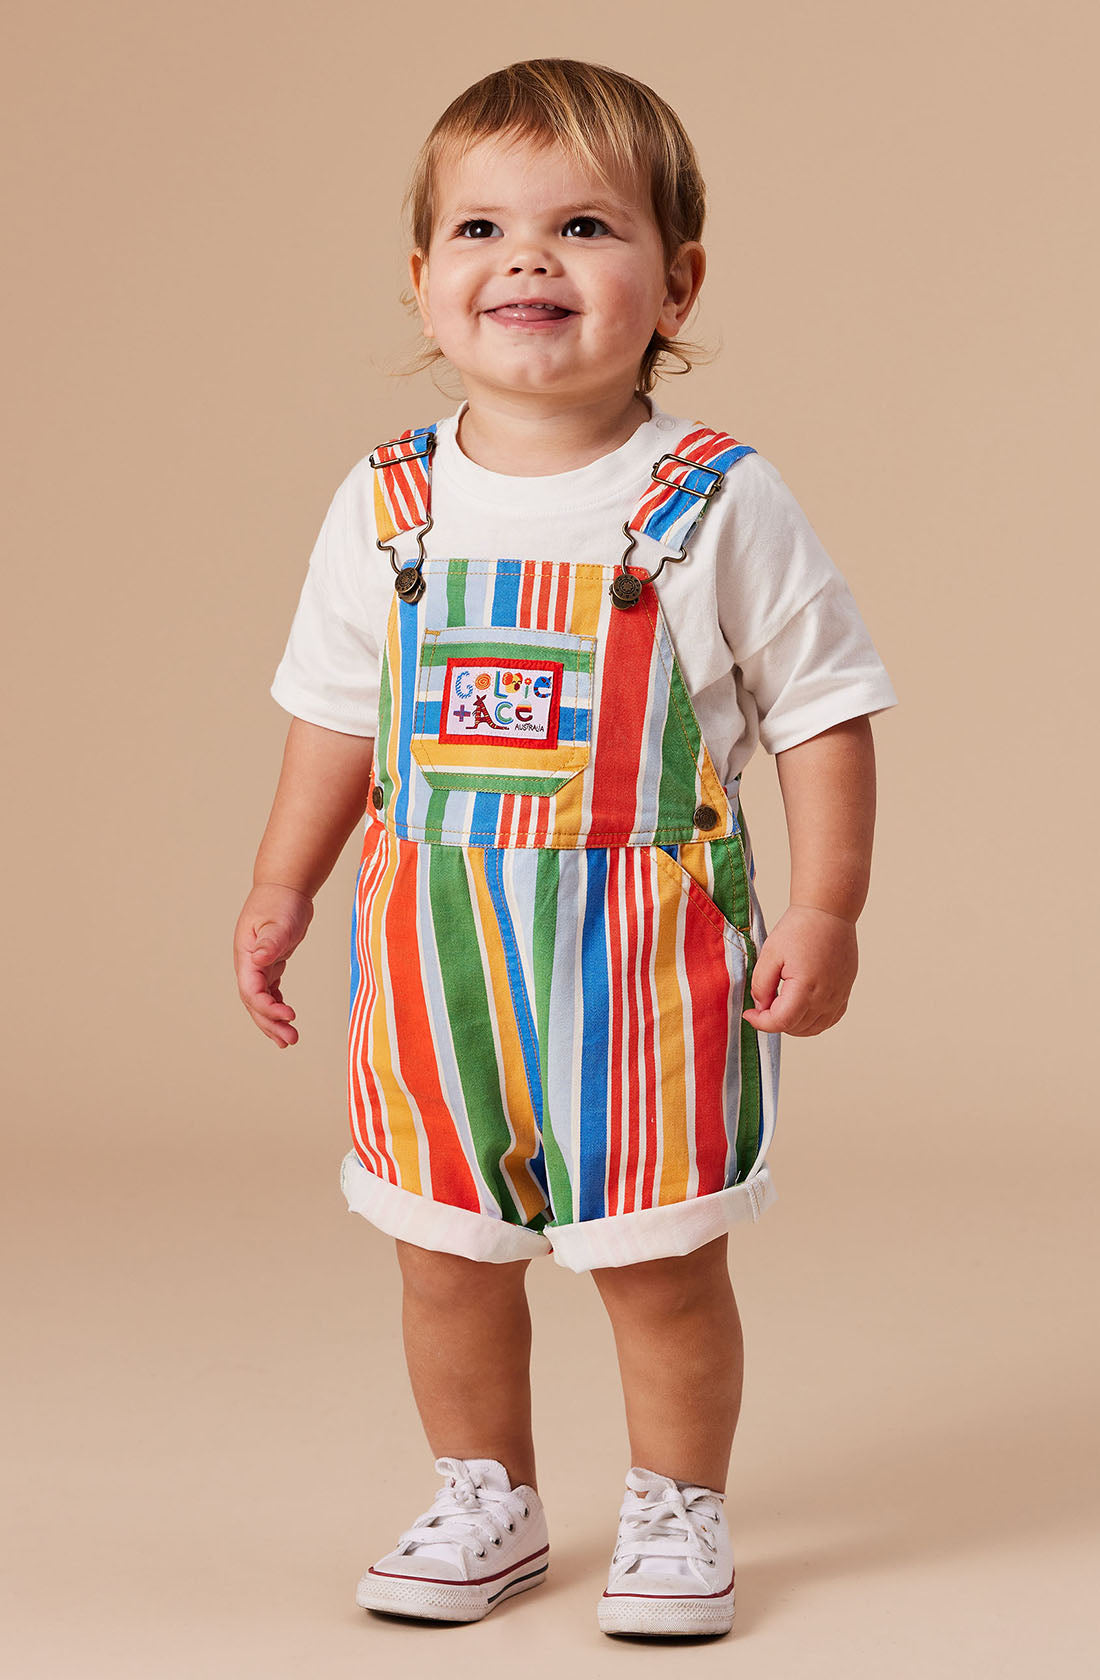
[395,1457,531,1568]
[612,1482,723,1587]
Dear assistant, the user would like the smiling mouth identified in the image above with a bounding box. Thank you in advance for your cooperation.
[485,302,576,324]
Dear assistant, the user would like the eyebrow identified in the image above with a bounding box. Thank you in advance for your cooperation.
[448,199,634,220]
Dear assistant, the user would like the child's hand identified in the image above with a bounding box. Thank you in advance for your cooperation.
[233,883,315,1048]
[741,904,858,1036]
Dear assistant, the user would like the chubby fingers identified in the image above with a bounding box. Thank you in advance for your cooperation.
[743,976,846,1037]
[237,940,298,1048]
[743,973,815,1035]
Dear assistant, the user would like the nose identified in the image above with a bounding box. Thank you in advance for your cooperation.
[504,233,562,277]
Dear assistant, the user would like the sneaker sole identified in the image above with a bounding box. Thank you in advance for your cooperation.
[598,1580,734,1638]
[356,1547,549,1623]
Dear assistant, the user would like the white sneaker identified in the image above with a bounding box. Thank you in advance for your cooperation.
[355,1456,549,1623]
[598,1466,735,1637]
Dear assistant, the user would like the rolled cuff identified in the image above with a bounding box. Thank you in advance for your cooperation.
[544,1168,777,1272]
[340,1150,552,1263]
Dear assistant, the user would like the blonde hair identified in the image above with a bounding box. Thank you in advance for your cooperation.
[397,59,712,396]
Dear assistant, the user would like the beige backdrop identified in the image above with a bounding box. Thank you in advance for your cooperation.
[4,1,1098,1674]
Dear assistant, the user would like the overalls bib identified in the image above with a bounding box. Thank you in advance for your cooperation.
[341,420,780,1272]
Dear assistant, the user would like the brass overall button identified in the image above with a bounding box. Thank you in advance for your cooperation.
[693,804,719,830]
[371,786,383,810]
[610,572,643,609]
[394,565,425,603]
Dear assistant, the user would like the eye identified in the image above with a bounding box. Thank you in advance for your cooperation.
[562,216,611,238]
[455,218,502,239]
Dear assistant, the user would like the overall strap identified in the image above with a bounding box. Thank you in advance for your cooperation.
[368,423,438,600]
[610,425,755,608]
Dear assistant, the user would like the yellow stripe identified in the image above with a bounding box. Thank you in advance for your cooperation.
[374,474,398,546]
[412,739,588,775]
[696,747,729,817]
[569,565,604,635]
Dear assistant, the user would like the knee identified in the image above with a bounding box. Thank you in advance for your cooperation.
[591,1237,730,1320]
[395,1240,530,1311]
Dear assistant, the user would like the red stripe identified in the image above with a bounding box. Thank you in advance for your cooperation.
[553,564,568,631]
[382,839,481,1211]
[378,431,430,532]
[519,559,536,622]
[348,823,397,1181]
[680,887,733,1195]
[587,574,654,835]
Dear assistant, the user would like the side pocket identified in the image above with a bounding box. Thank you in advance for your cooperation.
[651,836,752,949]
[409,624,597,797]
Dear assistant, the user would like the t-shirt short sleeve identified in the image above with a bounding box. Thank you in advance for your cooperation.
[716,454,898,754]
[269,468,383,737]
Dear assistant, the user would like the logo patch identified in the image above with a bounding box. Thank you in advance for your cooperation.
[439,656,563,748]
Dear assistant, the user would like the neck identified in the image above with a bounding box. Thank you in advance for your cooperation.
[455,387,653,477]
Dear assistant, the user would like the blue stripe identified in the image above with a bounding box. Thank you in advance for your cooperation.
[483,850,544,1130]
[469,791,502,842]
[577,849,611,1220]
[414,703,587,742]
[491,560,522,625]
[348,858,362,1021]
[393,597,418,832]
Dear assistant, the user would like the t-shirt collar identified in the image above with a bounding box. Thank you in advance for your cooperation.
[433,396,676,514]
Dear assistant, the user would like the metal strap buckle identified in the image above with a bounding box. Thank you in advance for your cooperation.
[367,430,436,472]
[609,453,728,607]
[649,451,726,500]
[368,431,436,601]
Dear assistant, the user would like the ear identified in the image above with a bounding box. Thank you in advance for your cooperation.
[408,249,435,339]
[655,242,706,339]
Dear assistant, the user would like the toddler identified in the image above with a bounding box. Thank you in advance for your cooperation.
[234,58,897,1639]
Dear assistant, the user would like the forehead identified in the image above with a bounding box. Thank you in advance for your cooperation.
[432,132,650,220]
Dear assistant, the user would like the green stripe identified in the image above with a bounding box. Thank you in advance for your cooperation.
[421,639,591,671]
[708,835,751,933]
[532,848,573,1222]
[419,770,580,796]
[376,644,394,800]
[422,784,450,840]
[428,846,526,1222]
[697,821,760,1181]
[446,559,468,626]
[655,655,704,829]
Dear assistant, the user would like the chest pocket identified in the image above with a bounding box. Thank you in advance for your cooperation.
[409,624,596,797]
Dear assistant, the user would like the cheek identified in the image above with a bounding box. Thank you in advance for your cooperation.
[594,266,664,333]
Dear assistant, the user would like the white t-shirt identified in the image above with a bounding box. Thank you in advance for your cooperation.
[270,399,898,787]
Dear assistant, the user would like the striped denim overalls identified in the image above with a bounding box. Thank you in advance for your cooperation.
[341,420,780,1271]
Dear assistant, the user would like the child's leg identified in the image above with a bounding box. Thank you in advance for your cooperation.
[589,1233,742,1493]
[395,1239,538,1491]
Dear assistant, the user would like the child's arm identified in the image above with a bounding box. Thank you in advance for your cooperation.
[741,714,876,1036]
[234,717,375,1048]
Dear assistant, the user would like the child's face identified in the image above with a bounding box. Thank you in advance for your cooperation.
[409,132,703,409]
